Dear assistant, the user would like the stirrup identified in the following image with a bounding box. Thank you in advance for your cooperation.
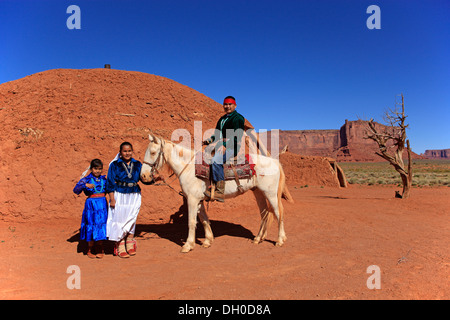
[204,186,215,202]
[204,185,224,203]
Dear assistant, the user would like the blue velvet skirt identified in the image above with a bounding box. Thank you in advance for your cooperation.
[80,197,108,242]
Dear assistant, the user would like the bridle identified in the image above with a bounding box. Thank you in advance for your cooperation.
[141,138,196,198]
[142,140,166,182]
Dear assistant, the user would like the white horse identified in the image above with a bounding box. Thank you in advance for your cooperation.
[140,133,287,253]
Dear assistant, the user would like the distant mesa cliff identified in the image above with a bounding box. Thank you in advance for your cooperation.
[267,119,424,162]
[423,149,450,159]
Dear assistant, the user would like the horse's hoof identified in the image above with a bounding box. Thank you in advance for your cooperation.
[181,245,193,253]
[275,241,284,247]
[202,240,212,248]
[253,238,261,244]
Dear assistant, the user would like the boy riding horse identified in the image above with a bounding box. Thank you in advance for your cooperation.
[202,96,245,202]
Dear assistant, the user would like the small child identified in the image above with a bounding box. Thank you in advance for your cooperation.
[73,159,108,259]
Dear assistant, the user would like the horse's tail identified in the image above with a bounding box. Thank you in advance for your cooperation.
[281,171,294,204]
[276,162,286,222]
[265,161,287,229]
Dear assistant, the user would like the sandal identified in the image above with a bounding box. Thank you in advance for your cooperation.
[115,240,129,258]
[126,238,137,256]
[87,247,96,259]
[87,242,96,259]
[96,242,104,259]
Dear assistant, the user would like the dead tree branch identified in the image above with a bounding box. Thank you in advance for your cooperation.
[365,94,413,199]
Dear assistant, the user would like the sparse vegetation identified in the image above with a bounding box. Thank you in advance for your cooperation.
[339,159,450,187]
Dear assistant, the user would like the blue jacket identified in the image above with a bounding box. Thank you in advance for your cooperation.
[106,158,142,194]
[73,173,107,196]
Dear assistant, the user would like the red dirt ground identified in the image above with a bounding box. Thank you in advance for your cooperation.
[0,184,449,300]
[1,69,449,300]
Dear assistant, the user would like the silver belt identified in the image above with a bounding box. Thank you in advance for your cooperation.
[116,182,138,187]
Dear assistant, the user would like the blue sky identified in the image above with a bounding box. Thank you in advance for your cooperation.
[1,0,449,153]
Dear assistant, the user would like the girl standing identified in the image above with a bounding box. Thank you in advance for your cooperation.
[106,142,142,258]
[73,159,108,259]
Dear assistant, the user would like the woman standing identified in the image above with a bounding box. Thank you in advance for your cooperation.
[106,142,142,258]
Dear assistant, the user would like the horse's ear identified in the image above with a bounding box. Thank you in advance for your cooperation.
[148,134,154,142]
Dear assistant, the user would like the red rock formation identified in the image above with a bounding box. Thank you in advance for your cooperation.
[274,129,339,156]
[423,149,450,159]
[268,119,424,162]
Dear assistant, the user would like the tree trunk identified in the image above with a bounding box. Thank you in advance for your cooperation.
[402,139,413,199]
[400,172,411,199]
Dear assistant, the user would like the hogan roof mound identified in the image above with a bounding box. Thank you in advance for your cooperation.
[0,68,342,221]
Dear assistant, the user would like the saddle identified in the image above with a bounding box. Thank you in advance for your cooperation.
[195,153,255,182]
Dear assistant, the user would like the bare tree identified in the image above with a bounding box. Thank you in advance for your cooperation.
[365,94,413,199]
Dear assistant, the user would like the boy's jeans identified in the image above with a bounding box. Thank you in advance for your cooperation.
[210,148,234,183]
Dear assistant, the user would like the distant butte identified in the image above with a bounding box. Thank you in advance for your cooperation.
[422,149,450,159]
[266,119,425,162]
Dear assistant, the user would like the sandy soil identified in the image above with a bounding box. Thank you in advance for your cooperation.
[1,184,448,300]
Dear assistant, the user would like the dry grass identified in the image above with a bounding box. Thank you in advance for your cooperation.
[338,159,450,187]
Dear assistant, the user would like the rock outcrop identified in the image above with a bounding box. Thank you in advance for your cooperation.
[268,120,423,162]
[423,149,450,159]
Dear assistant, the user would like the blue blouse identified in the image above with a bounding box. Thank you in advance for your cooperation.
[73,173,107,196]
[106,157,142,194]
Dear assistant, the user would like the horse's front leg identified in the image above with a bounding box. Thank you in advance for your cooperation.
[181,196,200,253]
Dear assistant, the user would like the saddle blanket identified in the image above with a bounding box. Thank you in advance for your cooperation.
[195,153,255,181]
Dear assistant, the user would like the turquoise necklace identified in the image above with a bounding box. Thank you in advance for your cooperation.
[89,177,104,194]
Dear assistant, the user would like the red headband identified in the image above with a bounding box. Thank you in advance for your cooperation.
[223,98,236,105]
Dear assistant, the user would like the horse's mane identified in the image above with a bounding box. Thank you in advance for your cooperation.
[152,134,195,176]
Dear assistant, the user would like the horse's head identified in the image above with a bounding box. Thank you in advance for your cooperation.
[140,133,165,183]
